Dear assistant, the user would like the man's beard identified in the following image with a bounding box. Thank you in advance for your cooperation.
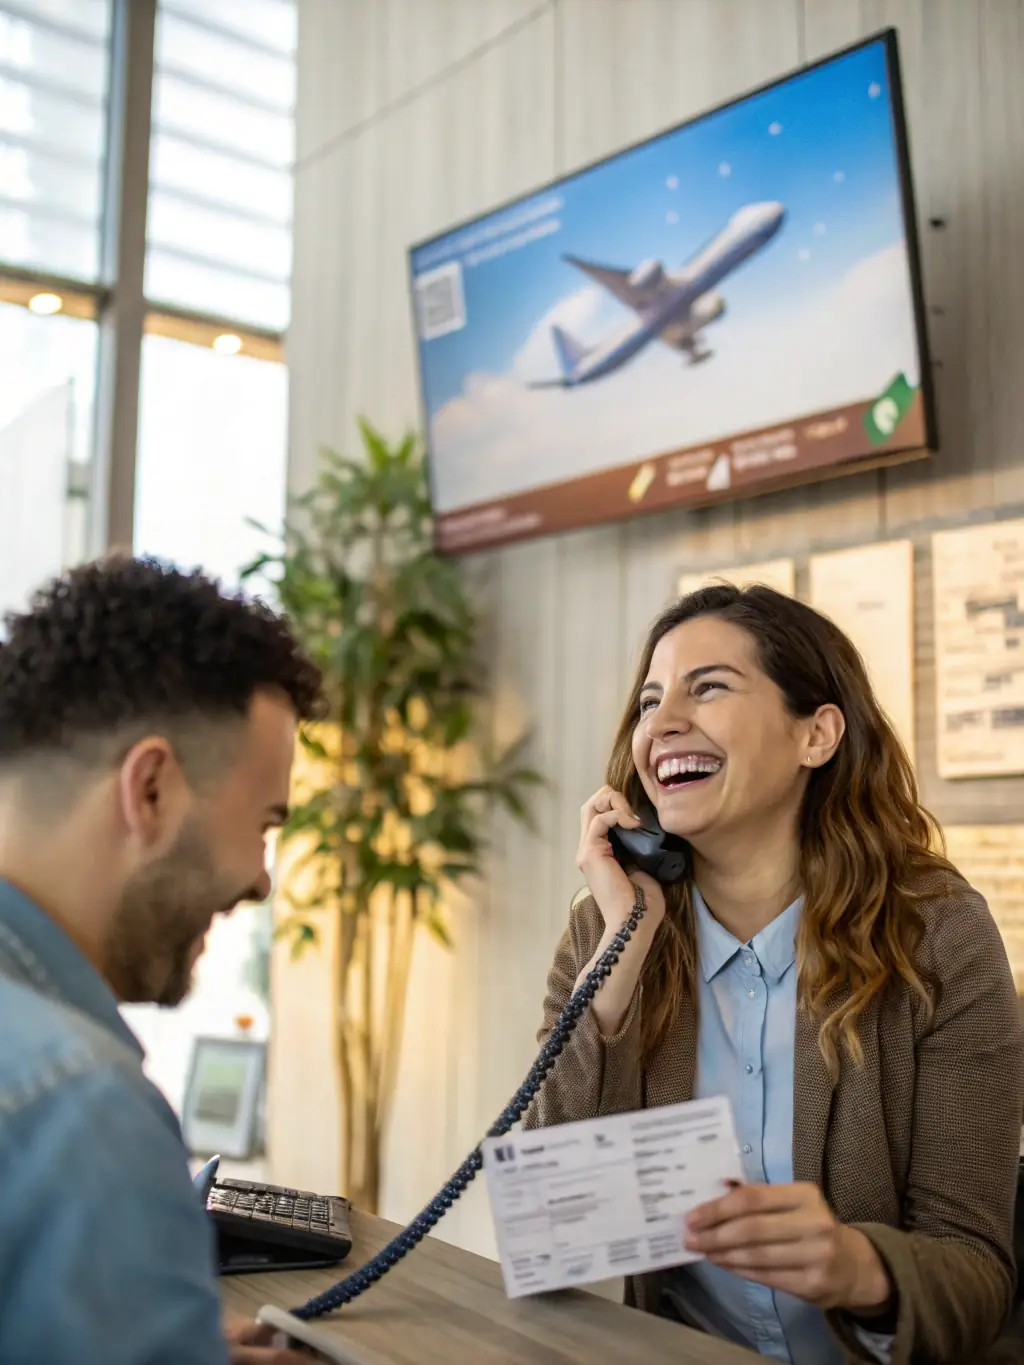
[104,819,244,1007]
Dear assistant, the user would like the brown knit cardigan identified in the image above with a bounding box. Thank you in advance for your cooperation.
[524,872,1022,1364]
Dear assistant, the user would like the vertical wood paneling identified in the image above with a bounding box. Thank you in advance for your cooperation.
[378,0,546,103]
[280,0,1024,1256]
[884,0,996,525]
[549,526,626,923]
[980,0,1024,507]
[294,0,383,163]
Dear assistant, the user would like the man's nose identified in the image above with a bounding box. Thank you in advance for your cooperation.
[253,868,273,904]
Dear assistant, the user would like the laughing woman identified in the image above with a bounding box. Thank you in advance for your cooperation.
[527,585,1022,1365]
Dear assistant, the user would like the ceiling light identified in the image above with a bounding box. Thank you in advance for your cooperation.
[29,292,63,315]
[212,333,242,355]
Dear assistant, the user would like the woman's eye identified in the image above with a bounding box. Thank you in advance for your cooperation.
[639,696,658,715]
[694,680,727,697]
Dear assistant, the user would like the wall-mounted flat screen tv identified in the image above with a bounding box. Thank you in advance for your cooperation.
[409,29,935,555]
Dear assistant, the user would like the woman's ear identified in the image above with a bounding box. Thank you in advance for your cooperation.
[803,704,845,769]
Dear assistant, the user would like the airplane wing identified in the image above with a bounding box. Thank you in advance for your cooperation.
[563,254,674,312]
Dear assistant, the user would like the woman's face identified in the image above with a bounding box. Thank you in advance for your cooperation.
[630,615,842,845]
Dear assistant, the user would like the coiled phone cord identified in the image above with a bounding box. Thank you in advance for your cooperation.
[291,887,646,1321]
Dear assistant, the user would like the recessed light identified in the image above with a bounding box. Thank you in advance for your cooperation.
[212,333,242,355]
[29,292,63,315]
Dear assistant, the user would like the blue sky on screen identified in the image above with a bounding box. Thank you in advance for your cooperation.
[410,37,921,514]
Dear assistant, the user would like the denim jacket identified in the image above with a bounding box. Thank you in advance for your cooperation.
[0,878,229,1365]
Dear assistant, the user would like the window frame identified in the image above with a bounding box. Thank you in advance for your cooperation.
[0,0,292,557]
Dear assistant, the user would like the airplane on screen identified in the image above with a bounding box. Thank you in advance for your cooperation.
[529,201,786,388]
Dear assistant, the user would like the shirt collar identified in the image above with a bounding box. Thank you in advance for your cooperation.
[0,878,143,1057]
[693,883,801,986]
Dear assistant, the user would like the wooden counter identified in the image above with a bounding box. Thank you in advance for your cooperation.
[221,1207,760,1363]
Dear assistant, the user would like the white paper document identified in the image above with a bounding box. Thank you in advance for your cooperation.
[482,1096,742,1298]
[932,520,1024,777]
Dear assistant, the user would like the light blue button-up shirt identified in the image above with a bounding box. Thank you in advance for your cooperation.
[677,887,890,1365]
[0,878,228,1365]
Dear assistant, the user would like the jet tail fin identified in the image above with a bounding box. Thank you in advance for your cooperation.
[551,323,589,378]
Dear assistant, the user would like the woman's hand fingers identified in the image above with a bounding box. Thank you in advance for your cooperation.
[686,1183,828,1252]
[705,1234,834,1272]
[579,785,612,838]
[578,807,638,855]
[683,1184,891,1313]
[577,788,641,870]
[687,1181,812,1232]
[579,786,637,837]
[576,787,651,926]
[685,1206,828,1254]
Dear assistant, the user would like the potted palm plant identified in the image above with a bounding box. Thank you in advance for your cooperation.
[244,421,542,1212]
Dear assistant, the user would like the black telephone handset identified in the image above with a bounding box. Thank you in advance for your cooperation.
[284,807,684,1325]
[608,818,689,885]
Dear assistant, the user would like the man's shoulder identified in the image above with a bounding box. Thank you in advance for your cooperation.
[0,1009,197,1240]
[0,973,155,1125]
[0,993,226,1365]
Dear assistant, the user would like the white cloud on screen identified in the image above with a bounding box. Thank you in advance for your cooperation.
[430,241,921,513]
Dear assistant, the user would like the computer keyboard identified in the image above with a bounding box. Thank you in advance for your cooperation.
[207,1177,353,1273]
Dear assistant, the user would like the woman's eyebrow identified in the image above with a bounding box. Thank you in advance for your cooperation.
[641,663,744,696]
[685,663,744,682]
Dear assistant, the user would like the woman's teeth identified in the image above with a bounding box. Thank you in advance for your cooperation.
[656,755,723,786]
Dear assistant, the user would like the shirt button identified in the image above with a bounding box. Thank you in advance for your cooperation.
[744,956,755,967]
[747,988,756,998]
[745,1063,754,1074]
[742,1143,752,1155]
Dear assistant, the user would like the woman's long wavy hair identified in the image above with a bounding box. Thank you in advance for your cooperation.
[609,584,952,1077]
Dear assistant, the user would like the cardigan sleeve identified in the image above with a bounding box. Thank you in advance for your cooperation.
[522,892,644,1130]
[828,879,1022,1363]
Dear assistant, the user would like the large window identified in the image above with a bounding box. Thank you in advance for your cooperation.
[0,0,297,595]
[0,298,96,615]
[0,0,114,281]
[145,0,296,329]
[0,0,298,1142]
[0,0,112,605]
[134,332,288,587]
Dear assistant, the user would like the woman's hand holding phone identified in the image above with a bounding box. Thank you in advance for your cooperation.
[574,786,667,1036]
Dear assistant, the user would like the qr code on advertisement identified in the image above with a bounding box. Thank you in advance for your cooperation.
[414,262,466,340]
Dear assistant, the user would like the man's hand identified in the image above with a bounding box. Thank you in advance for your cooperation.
[224,1318,317,1362]
[684,1182,893,1314]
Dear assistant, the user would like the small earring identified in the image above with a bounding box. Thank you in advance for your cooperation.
[805,756,814,765]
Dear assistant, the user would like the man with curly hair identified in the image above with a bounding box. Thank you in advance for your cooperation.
[0,556,326,1365]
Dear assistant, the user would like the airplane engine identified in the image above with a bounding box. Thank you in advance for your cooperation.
[628,258,664,290]
[691,290,725,325]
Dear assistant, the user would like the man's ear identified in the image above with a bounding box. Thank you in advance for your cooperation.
[118,737,189,851]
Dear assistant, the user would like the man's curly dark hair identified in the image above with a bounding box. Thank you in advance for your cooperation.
[0,556,325,778]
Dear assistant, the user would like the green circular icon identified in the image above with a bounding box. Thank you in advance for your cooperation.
[872,396,899,436]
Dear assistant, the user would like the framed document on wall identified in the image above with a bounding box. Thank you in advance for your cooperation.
[679,558,796,599]
[933,520,1024,778]
[809,539,915,764]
